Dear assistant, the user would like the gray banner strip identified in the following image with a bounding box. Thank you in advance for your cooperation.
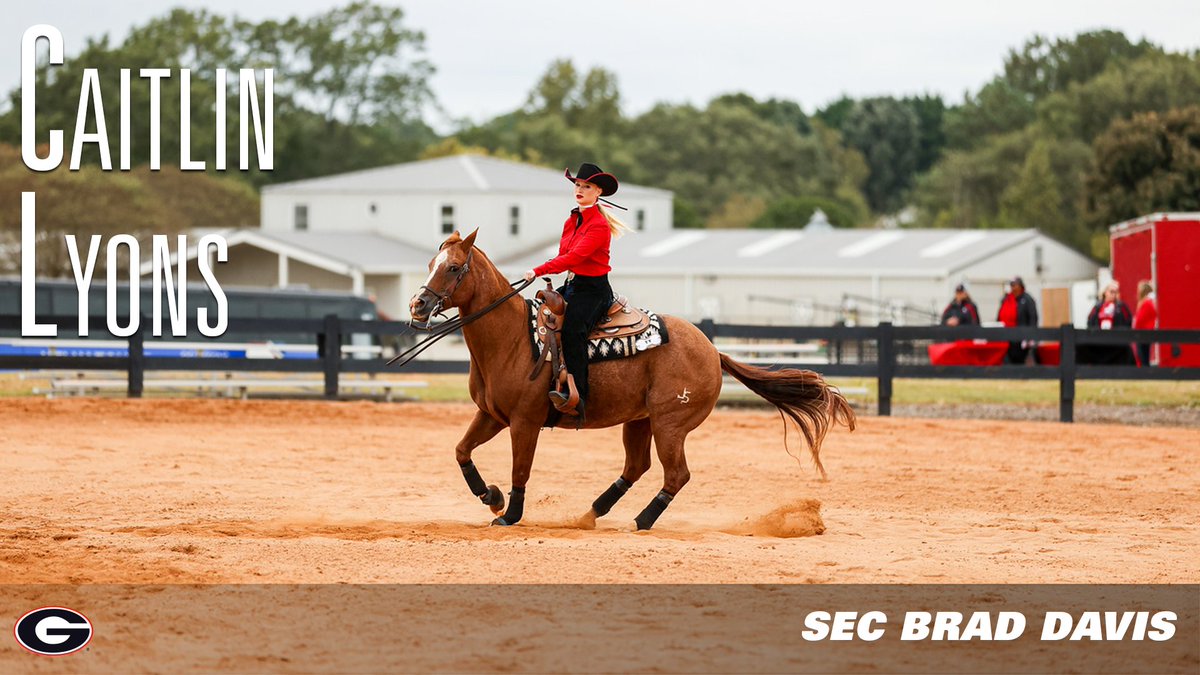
[0,585,1195,673]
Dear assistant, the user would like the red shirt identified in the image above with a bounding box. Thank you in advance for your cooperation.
[532,204,612,277]
[1134,296,1157,330]
[998,294,1018,327]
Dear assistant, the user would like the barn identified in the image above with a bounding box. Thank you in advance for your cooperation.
[499,226,1101,325]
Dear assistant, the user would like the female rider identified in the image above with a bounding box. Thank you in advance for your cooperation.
[523,163,631,419]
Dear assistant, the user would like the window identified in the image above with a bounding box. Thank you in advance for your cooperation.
[509,205,520,236]
[441,204,455,235]
[636,208,646,231]
[294,204,309,231]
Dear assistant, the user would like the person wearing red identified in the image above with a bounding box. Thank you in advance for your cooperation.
[1133,280,1158,367]
[522,163,631,418]
[997,276,1038,364]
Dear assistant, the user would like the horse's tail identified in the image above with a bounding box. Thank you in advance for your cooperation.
[719,353,856,479]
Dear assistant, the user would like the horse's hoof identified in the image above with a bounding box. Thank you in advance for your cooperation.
[483,485,505,514]
[491,516,514,526]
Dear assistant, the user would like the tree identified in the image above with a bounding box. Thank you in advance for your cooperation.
[943,78,1036,150]
[1004,30,1159,99]
[1036,52,1200,143]
[1086,106,1200,232]
[710,93,810,135]
[903,94,947,172]
[751,196,861,229]
[814,96,855,131]
[998,141,1081,248]
[840,97,921,212]
[626,101,848,222]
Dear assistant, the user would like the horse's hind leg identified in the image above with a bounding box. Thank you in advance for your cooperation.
[634,427,692,530]
[589,418,653,520]
[456,410,507,514]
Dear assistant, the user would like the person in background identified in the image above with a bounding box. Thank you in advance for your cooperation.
[940,283,980,326]
[1087,282,1133,330]
[1133,281,1157,367]
[1084,282,1135,365]
[997,276,1038,364]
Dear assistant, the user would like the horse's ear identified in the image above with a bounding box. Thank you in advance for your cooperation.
[439,231,462,250]
[461,228,479,251]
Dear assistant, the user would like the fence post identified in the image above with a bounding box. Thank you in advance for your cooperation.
[876,322,893,416]
[698,318,716,342]
[1059,323,1076,423]
[322,314,341,399]
[128,315,144,399]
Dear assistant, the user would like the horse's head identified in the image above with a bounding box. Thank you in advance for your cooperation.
[408,229,480,328]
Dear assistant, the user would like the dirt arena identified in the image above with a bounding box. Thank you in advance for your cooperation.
[1,398,1196,585]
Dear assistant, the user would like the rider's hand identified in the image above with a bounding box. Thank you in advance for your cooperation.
[523,269,536,282]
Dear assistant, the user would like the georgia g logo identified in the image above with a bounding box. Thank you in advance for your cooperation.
[13,607,92,656]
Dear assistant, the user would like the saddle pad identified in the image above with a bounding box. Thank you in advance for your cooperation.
[526,299,670,363]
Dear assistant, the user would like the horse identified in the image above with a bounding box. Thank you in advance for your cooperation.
[407,230,856,530]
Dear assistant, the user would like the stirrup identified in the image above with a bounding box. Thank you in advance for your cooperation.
[549,374,581,415]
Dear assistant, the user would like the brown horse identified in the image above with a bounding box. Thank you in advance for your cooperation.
[408,230,855,529]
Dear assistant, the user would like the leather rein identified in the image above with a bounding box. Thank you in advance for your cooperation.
[387,257,535,368]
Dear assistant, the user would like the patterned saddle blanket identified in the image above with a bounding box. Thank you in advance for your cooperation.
[525,298,670,363]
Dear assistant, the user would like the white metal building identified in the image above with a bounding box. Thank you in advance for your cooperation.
[500,228,1101,325]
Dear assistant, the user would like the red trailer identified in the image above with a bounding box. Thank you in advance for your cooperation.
[1109,213,1200,367]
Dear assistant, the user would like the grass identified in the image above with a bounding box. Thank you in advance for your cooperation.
[3,372,1196,408]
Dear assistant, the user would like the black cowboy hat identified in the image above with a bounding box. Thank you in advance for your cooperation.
[565,163,619,197]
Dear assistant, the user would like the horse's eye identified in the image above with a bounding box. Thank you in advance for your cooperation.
[447,265,461,273]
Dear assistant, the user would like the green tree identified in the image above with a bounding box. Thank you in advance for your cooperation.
[1036,51,1200,143]
[943,78,1036,149]
[751,196,861,229]
[1003,30,1159,99]
[903,94,947,172]
[814,95,855,131]
[626,101,846,222]
[997,141,1079,247]
[1086,106,1200,233]
[840,97,920,212]
[710,93,810,135]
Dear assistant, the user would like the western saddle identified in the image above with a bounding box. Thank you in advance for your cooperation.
[529,279,650,416]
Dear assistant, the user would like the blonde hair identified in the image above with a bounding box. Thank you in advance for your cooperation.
[1138,280,1153,300]
[601,205,634,238]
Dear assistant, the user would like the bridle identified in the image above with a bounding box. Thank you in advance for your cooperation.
[411,249,475,331]
[388,249,535,368]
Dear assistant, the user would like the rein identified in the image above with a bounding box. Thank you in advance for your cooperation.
[386,277,536,368]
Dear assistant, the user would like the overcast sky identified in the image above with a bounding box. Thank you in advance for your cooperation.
[5,1,1199,130]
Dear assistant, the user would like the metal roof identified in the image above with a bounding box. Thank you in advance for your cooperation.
[261,154,672,197]
[496,228,1057,277]
[228,230,432,274]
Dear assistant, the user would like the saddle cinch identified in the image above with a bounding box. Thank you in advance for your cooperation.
[529,280,651,416]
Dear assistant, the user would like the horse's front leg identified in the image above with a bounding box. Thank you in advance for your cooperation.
[456,410,508,514]
[492,423,541,526]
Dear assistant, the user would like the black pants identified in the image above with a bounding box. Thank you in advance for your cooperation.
[558,274,613,405]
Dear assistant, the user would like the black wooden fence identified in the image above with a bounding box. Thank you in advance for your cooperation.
[2,314,1198,423]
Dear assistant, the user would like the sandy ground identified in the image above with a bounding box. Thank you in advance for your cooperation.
[1,399,1197,672]
[0,398,1196,586]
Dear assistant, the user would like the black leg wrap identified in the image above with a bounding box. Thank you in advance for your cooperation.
[634,490,674,531]
[492,487,526,526]
[591,477,633,517]
[460,461,488,498]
